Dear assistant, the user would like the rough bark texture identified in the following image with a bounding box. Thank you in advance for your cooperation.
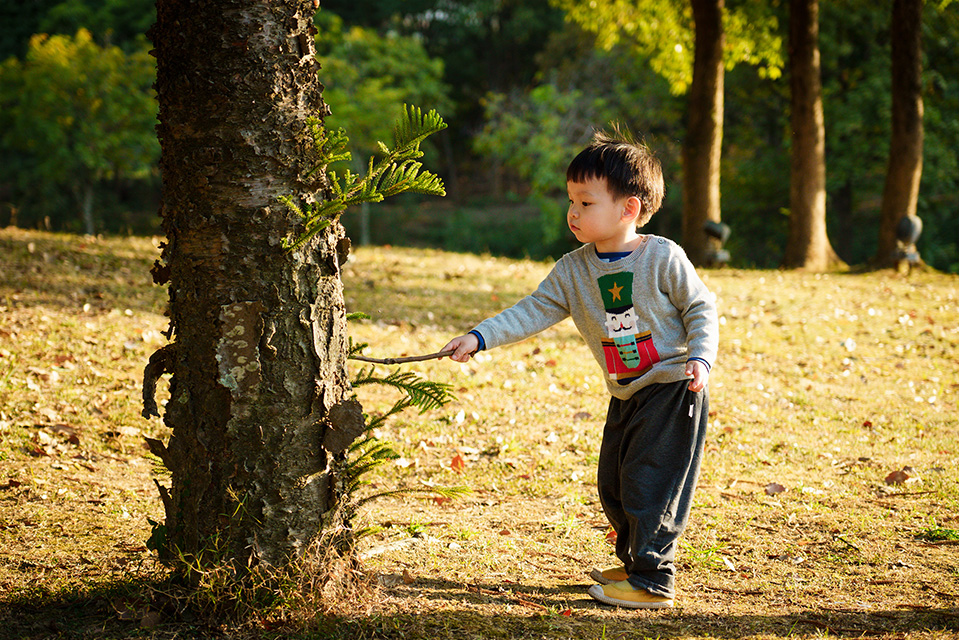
[149,0,358,568]
[784,0,843,271]
[875,0,924,267]
[681,0,725,266]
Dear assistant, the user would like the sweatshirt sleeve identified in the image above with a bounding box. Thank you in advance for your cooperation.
[470,259,571,350]
[662,246,719,368]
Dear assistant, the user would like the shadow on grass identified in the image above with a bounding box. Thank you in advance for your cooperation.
[3,575,957,640]
[0,232,166,316]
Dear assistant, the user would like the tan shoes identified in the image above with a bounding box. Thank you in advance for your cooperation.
[587,579,674,609]
[587,568,674,609]
[588,566,628,584]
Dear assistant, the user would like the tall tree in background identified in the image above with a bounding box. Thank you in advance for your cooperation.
[874,0,924,266]
[783,0,842,270]
[147,0,357,569]
[554,0,781,264]
[681,0,725,265]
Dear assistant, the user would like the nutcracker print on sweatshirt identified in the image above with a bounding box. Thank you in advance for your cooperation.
[597,272,661,384]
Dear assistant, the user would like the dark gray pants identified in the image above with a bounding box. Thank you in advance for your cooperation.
[597,379,708,598]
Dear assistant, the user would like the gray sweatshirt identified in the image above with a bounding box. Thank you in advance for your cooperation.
[472,235,719,400]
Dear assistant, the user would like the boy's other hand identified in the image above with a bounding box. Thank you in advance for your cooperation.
[685,360,708,392]
[443,333,479,363]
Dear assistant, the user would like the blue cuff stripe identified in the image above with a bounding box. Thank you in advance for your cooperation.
[469,330,486,352]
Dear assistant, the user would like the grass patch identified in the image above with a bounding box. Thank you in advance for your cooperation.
[0,228,957,638]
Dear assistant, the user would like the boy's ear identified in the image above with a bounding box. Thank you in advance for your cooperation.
[622,196,642,222]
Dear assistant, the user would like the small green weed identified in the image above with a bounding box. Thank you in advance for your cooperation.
[915,526,959,542]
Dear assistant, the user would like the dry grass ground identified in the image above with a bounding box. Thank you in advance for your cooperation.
[0,228,956,639]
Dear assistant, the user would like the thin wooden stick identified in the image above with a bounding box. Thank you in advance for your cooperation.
[350,349,455,365]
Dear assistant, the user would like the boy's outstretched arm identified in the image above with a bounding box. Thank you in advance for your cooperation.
[685,360,709,393]
[442,333,479,363]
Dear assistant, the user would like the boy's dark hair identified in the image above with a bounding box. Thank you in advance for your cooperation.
[566,126,665,226]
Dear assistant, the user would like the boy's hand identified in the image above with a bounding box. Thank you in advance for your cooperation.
[442,333,479,363]
[685,360,709,392]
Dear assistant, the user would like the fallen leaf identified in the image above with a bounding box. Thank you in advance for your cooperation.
[450,453,466,474]
[402,569,416,584]
[605,529,617,545]
[433,496,451,506]
[560,608,573,616]
[140,610,162,629]
[885,468,912,485]
[764,483,786,496]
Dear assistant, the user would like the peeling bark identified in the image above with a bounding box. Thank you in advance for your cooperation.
[149,0,354,569]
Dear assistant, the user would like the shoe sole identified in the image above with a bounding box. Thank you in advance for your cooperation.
[587,584,674,609]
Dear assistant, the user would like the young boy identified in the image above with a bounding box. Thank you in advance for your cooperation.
[442,129,719,609]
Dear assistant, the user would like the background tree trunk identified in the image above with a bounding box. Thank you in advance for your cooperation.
[784,0,843,270]
[149,0,359,570]
[874,0,924,267]
[681,0,725,266]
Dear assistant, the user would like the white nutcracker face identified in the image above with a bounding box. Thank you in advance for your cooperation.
[604,307,638,337]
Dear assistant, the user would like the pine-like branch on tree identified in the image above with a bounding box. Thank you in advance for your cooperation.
[282,105,447,250]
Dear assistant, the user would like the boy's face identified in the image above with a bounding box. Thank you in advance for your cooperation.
[566,177,639,252]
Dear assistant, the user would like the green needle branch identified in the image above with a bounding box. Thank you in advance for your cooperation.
[282,104,447,250]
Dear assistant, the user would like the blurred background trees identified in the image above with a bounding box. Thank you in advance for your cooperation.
[0,0,956,271]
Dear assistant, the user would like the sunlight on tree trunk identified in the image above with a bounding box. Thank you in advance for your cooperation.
[681,0,725,266]
[147,0,359,572]
[875,0,924,268]
[784,0,844,271]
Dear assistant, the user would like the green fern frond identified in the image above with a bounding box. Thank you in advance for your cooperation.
[281,104,447,250]
[377,161,445,198]
[394,104,448,151]
[278,194,306,220]
[351,367,453,414]
[347,339,369,360]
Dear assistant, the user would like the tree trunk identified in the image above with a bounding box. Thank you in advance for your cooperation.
[784,0,843,270]
[148,0,360,570]
[681,0,725,266]
[81,183,95,236]
[874,0,924,267]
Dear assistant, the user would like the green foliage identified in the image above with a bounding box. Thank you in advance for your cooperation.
[0,28,158,232]
[38,0,155,52]
[552,0,783,94]
[475,83,598,249]
[914,526,959,542]
[339,337,465,533]
[322,0,567,128]
[719,0,958,270]
[316,14,451,162]
[473,31,685,257]
[282,105,447,250]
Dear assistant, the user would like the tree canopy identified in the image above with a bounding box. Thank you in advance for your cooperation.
[0,0,956,270]
[0,28,157,233]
